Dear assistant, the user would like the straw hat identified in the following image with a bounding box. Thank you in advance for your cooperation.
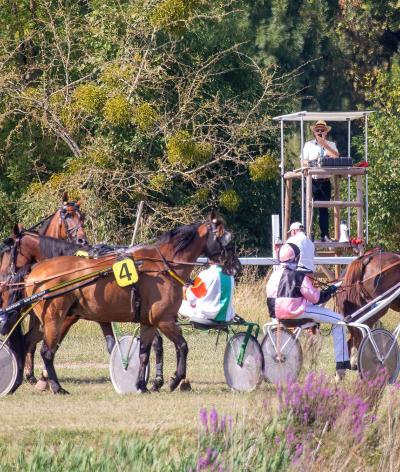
[310,120,331,132]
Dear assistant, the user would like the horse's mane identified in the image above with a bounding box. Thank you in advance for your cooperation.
[38,234,83,258]
[158,222,202,256]
[0,237,14,255]
[338,257,366,307]
[37,214,54,235]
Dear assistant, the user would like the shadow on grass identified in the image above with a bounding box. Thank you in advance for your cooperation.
[59,376,110,385]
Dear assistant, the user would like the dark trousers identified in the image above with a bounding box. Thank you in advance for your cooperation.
[312,179,331,238]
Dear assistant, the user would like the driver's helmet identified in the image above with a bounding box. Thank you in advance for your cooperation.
[278,243,300,267]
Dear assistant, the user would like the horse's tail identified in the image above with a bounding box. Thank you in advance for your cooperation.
[7,264,32,307]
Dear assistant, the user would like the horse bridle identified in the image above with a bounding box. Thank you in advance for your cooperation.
[155,220,233,286]
[59,203,85,243]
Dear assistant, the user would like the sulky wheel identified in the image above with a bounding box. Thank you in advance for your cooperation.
[261,326,303,385]
[357,328,400,384]
[109,336,149,394]
[0,343,18,397]
[223,333,263,392]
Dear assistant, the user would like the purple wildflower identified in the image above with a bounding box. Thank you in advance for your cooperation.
[209,407,218,433]
[199,407,208,431]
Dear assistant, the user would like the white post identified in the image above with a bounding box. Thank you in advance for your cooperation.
[300,115,305,225]
[364,113,369,244]
[280,119,285,237]
[130,200,145,246]
[271,214,281,254]
[347,118,351,230]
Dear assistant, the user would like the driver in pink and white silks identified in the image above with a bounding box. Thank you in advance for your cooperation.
[180,258,234,322]
[266,242,350,377]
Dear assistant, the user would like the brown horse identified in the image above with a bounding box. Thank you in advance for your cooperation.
[33,192,87,244]
[11,213,232,394]
[0,228,114,386]
[336,250,400,367]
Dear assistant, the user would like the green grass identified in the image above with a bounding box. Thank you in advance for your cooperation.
[1,276,399,470]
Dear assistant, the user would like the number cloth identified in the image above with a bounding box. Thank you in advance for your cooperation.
[183,265,234,321]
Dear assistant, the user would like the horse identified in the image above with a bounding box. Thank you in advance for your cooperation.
[33,191,87,244]
[0,227,115,387]
[9,212,233,394]
[336,250,400,368]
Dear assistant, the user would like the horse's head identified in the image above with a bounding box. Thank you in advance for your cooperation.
[204,211,242,276]
[58,192,87,244]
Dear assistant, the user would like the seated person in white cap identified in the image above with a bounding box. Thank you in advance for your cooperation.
[179,254,234,322]
[286,221,315,273]
[302,120,339,242]
[266,242,350,380]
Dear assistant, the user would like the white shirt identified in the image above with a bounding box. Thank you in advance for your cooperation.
[286,231,315,272]
[302,139,338,162]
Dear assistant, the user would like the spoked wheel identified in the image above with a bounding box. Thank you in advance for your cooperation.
[224,333,263,392]
[358,328,400,384]
[0,343,18,397]
[109,336,149,394]
[261,326,303,384]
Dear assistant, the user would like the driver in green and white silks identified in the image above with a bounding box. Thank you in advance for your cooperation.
[179,255,235,322]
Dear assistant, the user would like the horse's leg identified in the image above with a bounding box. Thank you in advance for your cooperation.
[35,314,81,391]
[137,324,157,393]
[150,331,164,392]
[24,316,42,384]
[98,322,115,354]
[158,321,189,392]
[40,315,68,395]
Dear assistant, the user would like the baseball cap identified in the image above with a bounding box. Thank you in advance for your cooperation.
[287,222,304,233]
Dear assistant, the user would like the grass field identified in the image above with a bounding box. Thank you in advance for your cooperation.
[1,273,399,470]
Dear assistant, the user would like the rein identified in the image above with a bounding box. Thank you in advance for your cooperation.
[339,258,400,294]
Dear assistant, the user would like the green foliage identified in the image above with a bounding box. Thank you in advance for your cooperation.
[356,61,400,249]
[72,84,106,114]
[132,102,159,132]
[150,0,199,30]
[249,154,279,182]
[166,131,212,167]
[219,189,241,212]
[103,95,132,126]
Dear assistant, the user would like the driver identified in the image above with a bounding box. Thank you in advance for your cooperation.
[266,242,350,380]
[179,254,234,322]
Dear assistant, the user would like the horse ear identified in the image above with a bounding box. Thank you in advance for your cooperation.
[12,223,22,238]
[62,191,68,203]
[209,209,218,224]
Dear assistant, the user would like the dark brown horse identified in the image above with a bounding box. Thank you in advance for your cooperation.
[11,213,232,394]
[336,250,400,367]
[0,228,115,386]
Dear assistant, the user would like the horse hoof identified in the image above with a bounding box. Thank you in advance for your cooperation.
[169,377,180,392]
[26,375,38,385]
[150,377,164,392]
[53,387,70,395]
[138,388,150,394]
[179,380,191,392]
[35,379,49,392]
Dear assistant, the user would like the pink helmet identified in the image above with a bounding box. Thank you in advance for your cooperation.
[278,243,300,264]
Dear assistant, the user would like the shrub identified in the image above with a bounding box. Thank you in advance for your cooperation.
[249,154,279,182]
[103,95,132,126]
[72,84,106,114]
[219,189,241,212]
[166,130,212,167]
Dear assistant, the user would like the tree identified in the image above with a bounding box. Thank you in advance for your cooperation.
[0,0,293,246]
